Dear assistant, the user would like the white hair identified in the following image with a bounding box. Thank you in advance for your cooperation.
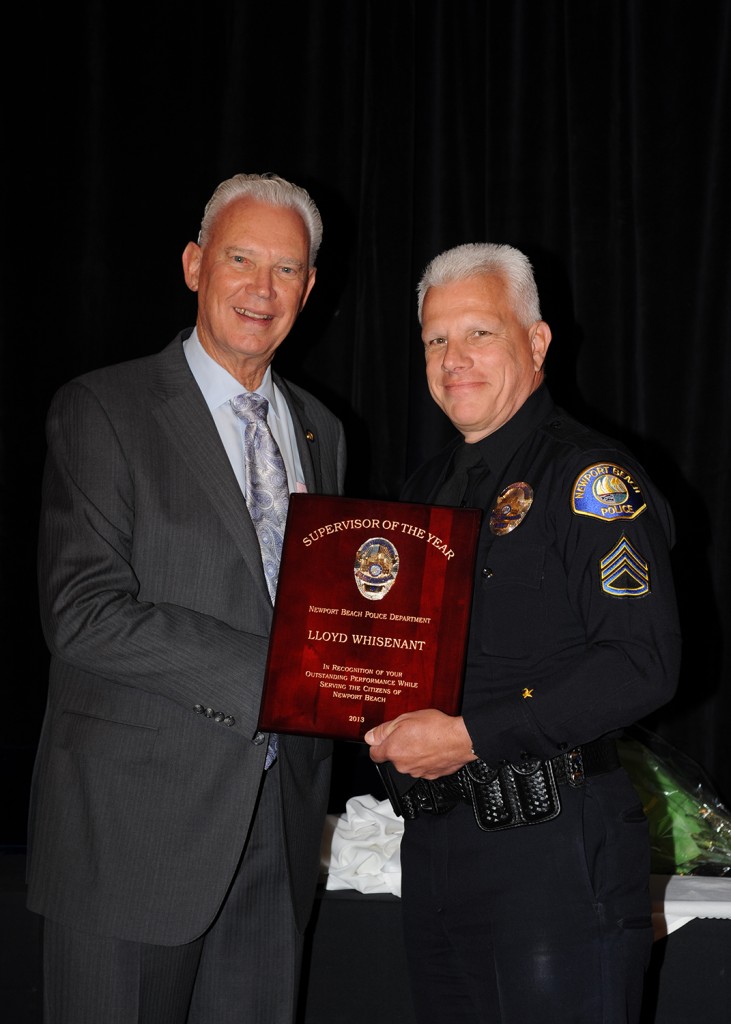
[197,172,323,266]
[416,242,541,326]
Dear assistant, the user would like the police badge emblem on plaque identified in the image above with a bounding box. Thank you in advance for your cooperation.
[354,537,400,601]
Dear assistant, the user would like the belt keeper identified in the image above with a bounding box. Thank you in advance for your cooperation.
[563,747,586,787]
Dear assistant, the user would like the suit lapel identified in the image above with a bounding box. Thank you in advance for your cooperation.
[275,374,320,493]
[150,340,272,601]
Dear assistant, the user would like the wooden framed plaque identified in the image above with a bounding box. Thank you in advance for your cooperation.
[258,493,482,742]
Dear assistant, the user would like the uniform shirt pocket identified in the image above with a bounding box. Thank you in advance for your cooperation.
[475,542,548,660]
[479,542,546,590]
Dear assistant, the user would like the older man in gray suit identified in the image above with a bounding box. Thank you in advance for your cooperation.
[27,173,346,1023]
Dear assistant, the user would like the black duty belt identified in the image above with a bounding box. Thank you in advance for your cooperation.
[379,736,621,832]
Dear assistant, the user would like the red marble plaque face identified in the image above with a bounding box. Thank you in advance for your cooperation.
[258,493,482,742]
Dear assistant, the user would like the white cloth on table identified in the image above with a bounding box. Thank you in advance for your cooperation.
[322,794,405,896]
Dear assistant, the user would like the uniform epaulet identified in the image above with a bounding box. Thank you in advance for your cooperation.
[541,411,617,454]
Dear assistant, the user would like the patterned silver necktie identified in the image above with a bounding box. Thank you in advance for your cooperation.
[231,392,289,768]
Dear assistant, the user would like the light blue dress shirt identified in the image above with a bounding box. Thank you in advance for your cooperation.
[183,329,305,497]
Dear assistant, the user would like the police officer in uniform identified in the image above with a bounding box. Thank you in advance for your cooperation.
[365,242,680,1024]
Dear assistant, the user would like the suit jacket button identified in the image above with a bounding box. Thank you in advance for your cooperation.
[193,704,205,714]
[223,716,235,727]
[204,707,215,718]
[213,712,225,723]
[253,731,266,746]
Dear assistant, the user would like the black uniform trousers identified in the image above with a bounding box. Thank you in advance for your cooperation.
[399,766,653,1024]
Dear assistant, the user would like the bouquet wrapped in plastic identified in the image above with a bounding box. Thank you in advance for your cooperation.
[618,724,731,876]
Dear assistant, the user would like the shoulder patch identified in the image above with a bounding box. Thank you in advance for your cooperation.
[571,463,646,521]
[600,536,650,597]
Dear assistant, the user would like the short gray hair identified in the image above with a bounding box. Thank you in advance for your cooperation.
[416,242,541,327]
[197,172,323,267]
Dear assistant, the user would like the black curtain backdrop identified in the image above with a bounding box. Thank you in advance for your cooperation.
[3,1,730,843]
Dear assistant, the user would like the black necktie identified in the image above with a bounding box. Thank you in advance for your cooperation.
[435,443,484,506]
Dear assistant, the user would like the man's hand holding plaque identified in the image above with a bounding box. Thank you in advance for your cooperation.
[363,707,476,779]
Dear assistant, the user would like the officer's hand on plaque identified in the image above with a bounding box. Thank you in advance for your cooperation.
[364,708,476,779]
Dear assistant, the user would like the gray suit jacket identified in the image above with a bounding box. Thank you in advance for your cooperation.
[27,333,346,944]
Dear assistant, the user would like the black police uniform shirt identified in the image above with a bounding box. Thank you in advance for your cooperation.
[400,384,681,768]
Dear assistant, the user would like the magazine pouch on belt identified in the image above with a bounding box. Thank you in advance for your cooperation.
[463,757,561,831]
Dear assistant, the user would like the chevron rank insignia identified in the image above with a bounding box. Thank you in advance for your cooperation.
[599,536,650,597]
[572,463,646,521]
